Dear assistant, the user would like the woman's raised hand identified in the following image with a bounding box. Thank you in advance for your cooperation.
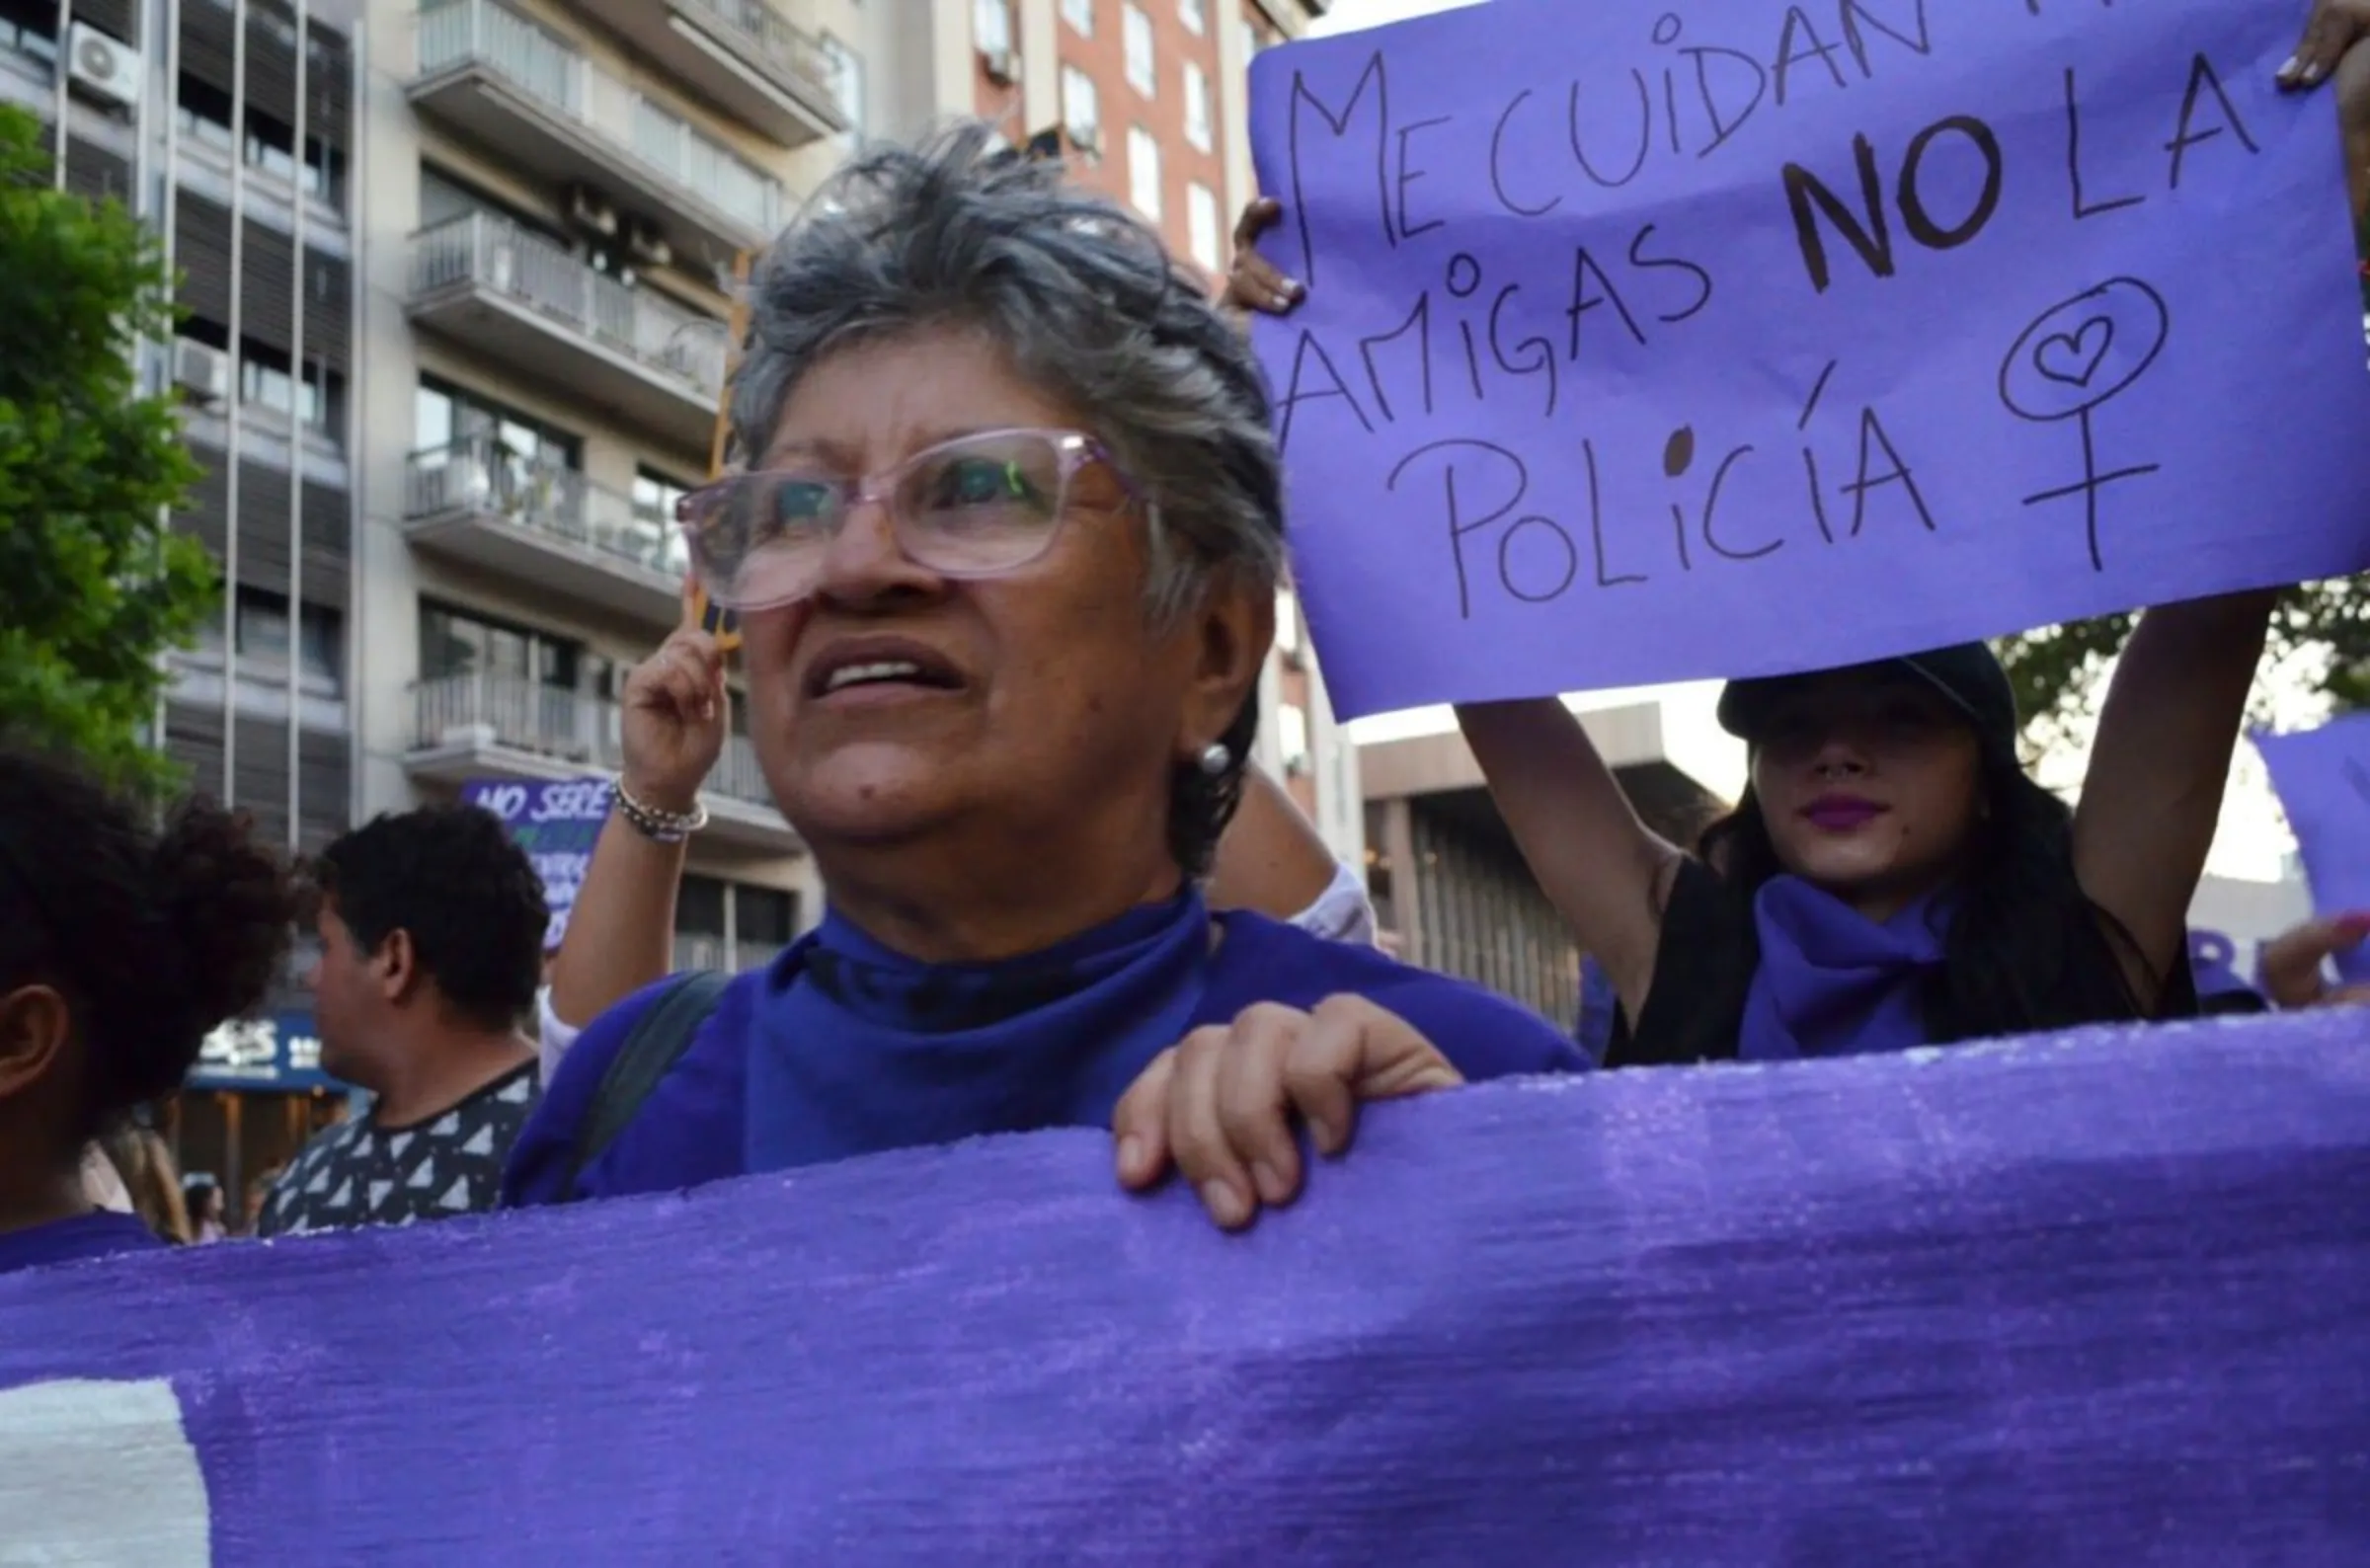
[620,577,730,815]
[1112,994,1463,1231]
[2281,0,2370,89]
[1221,197,1305,317]
[2257,912,2370,1009]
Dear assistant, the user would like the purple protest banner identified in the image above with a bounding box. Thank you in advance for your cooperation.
[461,778,610,951]
[2256,714,2370,984]
[1249,0,2370,719]
[6,1014,2370,1560]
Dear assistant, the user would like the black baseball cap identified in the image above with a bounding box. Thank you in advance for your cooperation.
[1716,643,2019,757]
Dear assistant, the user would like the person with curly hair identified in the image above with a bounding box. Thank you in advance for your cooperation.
[258,805,548,1237]
[0,747,292,1274]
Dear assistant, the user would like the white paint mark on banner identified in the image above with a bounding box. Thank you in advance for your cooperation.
[0,1378,209,1566]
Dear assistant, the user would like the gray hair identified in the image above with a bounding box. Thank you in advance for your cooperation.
[729,121,1287,622]
[730,121,1287,876]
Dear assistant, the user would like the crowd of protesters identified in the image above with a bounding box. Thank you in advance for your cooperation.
[3,4,2368,1274]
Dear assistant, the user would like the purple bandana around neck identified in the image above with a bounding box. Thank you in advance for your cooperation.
[1738,875,1952,1061]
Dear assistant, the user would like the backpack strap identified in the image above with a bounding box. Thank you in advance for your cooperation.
[556,970,734,1202]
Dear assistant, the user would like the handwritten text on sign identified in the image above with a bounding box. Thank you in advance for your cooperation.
[463,778,609,951]
[1248,0,2370,719]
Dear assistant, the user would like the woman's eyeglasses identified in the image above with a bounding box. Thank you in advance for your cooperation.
[676,428,1139,613]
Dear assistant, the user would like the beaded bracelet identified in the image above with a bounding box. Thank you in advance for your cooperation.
[614,779,710,843]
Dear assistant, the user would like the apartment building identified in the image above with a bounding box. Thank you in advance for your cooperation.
[6,0,362,859]
[348,0,871,974]
[3,0,365,1189]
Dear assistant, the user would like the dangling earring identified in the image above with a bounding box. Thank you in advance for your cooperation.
[1197,743,1232,777]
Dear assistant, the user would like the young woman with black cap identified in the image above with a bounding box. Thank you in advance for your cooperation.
[1458,594,2276,1064]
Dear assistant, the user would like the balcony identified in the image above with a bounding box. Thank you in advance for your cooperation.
[406,671,799,856]
[410,0,786,264]
[408,213,727,454]
[669,937,784,976]
[402,437,686,628]
[570,0,848,149]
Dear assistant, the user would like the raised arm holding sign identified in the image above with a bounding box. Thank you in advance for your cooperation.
[1247,0,2370,720]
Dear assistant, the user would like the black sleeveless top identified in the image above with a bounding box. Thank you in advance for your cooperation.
[1604,859,2198,1069]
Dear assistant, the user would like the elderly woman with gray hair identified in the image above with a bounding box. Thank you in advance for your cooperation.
[503,126,1582,1230]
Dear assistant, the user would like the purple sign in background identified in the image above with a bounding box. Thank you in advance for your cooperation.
[5,1015,2369,1561]
[1249,0,2370,719]
[2257,714,2370,984]
[461,778,610,951]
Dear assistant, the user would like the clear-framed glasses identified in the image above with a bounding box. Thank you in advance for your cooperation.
[675,427,1139,613]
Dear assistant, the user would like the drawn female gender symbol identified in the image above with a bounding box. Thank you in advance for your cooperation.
[1997,277,2171,573]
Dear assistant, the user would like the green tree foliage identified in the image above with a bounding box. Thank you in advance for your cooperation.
[1998,584,2370,748]
[0,105,211,793]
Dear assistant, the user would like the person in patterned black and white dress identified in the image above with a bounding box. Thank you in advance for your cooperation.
[260,807,549,1237]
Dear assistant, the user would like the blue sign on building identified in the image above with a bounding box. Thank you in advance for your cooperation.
[186,1013,342,1093]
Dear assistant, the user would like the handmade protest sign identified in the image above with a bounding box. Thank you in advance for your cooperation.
[1249,0,2370,718]
[2256,714,2370,984]
[6,1015,2370,1560]
[461,777,609,950]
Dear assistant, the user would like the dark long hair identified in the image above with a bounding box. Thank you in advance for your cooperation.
[1698,750,2161,1043]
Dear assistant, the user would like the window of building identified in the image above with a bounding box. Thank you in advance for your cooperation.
[1183,61,1212,150]
[182,315,345,440]
[235,589,344,691]
[676,875,728,940]
[195,587,342,691]
[820,33,864,141]
[1128,126,1161,220]
[0,0,58,69]
[1187,181,1222,273]
[737,886,798,948]
[1123,4,1155,96]
[1277,701,1311,774]
[1273,586,1303,659]
[237,341,342,436]
[176,74,346,206]
[415,376,582,468]
[1062,65,1100,148]
[419,601,584,692]
[973,0,1012,54]
[1179,0,1205,35]
[176,76,236,156]
[417,166,557,244]
[633,467,695,572]
[1062,0,1093,36]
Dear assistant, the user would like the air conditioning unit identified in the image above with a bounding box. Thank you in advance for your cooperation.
[625,217,672,270]
[1068,123,1101,158]
[981,47,1019,86]
[567,186,619,238]
[67,22,138,112]
[172,339,230,404]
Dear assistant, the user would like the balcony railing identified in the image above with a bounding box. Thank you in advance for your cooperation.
[672,934,728,974]
[411,670,775,812]
[673,0,844,106]
[670,937,786,975]
[410,212,728,400]
[416,0,783,238]
[404,436,689,578]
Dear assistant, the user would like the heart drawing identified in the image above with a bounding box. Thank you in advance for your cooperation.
[2036,317,2116,387]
